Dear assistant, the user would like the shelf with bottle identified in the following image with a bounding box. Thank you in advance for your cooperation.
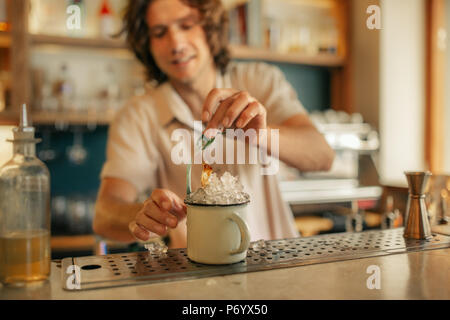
[24,54,145,125]
[24,0,345,67]
[230,44,344,66]
[227,0,346,66]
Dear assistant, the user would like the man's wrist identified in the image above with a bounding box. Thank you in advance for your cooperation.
[256,125,276,153]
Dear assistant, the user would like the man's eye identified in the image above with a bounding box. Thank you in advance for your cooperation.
[181,22,195,30]
[150,28,166,38]
[180,17,199,30]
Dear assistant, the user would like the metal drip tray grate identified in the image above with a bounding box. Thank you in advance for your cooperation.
[62,228,450,290]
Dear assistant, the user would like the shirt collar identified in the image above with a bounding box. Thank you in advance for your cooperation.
[154,69,230,131]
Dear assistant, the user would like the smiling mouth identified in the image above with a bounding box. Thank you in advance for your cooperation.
[172,55,195,66]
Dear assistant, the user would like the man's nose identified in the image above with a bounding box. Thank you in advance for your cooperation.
[167,26,186,55]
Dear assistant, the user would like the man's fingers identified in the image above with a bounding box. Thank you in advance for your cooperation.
[135,210,168,236]
[172,198,187,219]
[150,189,172,210]
[150,189,186,219]
[130,189,187,240]
[129,221,151,241]
[235,101,265,128]
[144,200,178,228]
[202,88,239,122]
[222,92,255,128]
[204,98,233,138]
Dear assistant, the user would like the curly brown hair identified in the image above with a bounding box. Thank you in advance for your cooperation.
[121,0,230,85]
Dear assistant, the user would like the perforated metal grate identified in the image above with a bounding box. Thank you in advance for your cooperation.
[62,228,450,290]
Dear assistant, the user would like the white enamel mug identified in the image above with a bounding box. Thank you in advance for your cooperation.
[186,201,250,265]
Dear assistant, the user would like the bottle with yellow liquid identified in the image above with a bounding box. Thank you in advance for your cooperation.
[0,104,51,286]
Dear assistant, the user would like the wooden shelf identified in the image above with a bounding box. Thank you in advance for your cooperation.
[32,110,116,125]
[230,45,344,67]
[30,33,128,50]
[0,110,116,125]
[27,34,344,67]
[0,31,11,48]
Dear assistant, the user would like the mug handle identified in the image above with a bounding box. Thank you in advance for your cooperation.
[228,212,250,255]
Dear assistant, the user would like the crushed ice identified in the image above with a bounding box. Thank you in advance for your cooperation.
[144,241,168,255]
[186,171,250,205]
[251,239,266,252]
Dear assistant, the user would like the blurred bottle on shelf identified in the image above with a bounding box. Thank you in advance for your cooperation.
[34,68,57,112]
[265,18,281,51]
[284,19,314,55]
[0,0,10,32]
[317,15,338,54]
[97,64,121,115]
[52,63,75,111]
[246,0,263,48]
[31,68,45,111]
[253,0,340,56]
[298,24,312,54]
[228,3,247,45]
[104,64,120,101]
[98,0,115,39]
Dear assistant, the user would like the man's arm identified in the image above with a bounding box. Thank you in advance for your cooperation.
[93,177,187,243]
[93,177,143,243]
[201,89,334,173]
[267,113,335,172]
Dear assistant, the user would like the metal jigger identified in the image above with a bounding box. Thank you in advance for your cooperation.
[403,171,433,240]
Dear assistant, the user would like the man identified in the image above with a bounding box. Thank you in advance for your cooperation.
[93,0,334,248]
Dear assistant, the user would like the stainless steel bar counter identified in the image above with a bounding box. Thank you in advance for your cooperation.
[1,230,449,300]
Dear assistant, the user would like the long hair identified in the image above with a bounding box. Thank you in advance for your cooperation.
[121,0,230,85]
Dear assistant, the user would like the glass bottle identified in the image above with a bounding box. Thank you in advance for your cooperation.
[98,0,115,39]
[52,63,75,111]
[0,104,51,286]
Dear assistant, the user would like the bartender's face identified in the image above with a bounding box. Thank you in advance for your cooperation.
[146,0,214,84]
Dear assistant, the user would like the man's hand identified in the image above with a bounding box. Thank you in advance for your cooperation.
[129,189,187,241]
[202,88,267,138]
